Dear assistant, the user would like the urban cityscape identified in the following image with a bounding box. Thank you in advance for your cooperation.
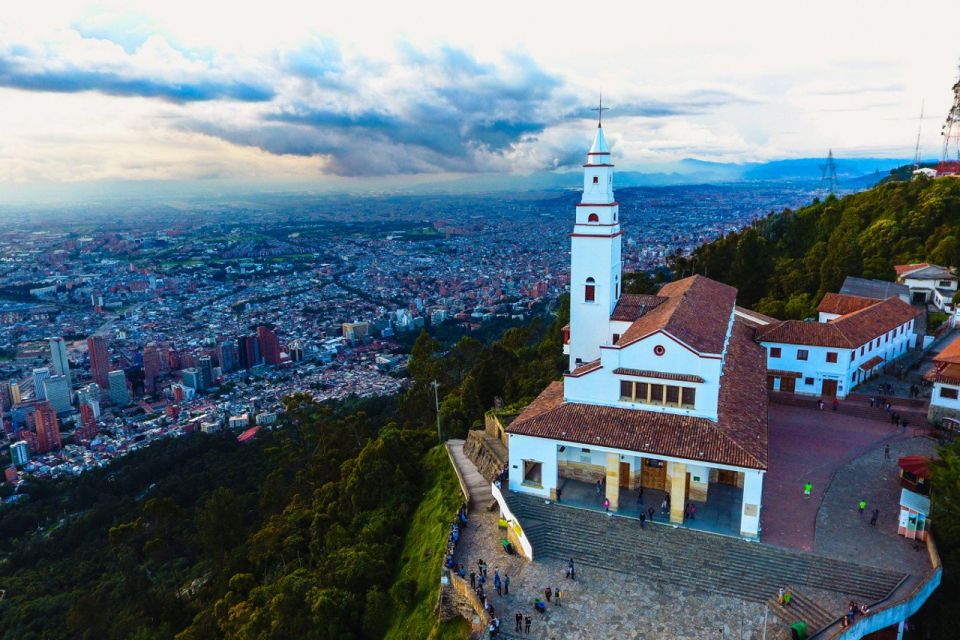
[0,184,823,487]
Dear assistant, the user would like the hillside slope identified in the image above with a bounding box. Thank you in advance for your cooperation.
[668,176,960,319]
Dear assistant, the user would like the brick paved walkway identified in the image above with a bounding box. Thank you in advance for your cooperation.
[762,403,912,550]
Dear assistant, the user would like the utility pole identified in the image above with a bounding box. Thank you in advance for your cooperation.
[431,380,441,443]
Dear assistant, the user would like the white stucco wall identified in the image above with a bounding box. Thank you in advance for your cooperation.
[740,470,763,538]
[762,318,915,397]
[508,434,558,498]
[930,381,960,410]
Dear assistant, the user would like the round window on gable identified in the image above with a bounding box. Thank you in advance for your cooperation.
[654,345,666,356]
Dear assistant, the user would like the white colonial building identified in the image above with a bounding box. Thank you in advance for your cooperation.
[755,292,920,398]
[507,123,769,539]
[896,263,959,315]
[925,336,960,425]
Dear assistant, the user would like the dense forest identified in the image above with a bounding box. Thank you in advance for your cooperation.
[660,176,960,319]
[0,301,568,640]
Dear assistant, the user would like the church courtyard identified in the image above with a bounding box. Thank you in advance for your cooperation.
[450,399,941,638]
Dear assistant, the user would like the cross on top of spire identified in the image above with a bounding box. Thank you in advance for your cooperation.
[591,93,609,127]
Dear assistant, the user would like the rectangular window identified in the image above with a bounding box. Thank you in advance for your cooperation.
[804,377,814,385]
[592,176,599,184]
[522,460,542,486]
[769,347,781,358]
[941,387,959,400]
[619,380,632,401]
[612,333,620,345]
[681,387,696,408]
[649,383,665,405]
[636,382,648,402]
[860,346,865,356]
[665,385,680,406]
[585,285,595,302]
[940,280,952,288]
[797,349,809,361]
[826,352,838,363]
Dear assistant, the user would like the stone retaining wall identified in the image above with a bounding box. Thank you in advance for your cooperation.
[463,430,506,483]
[437,571,489,634]
[926,403,960,426]
[558,460,606,484]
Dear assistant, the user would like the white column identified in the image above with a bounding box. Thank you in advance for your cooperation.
[740,469,764,538]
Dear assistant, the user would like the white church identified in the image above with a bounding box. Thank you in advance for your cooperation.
[506,121,769,539]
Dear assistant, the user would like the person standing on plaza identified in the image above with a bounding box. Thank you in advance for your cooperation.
[639,511,646,529]
[503,574,510,595]
[596,479,602,495]
[555,588,562,607]
[603,497,610,512]
[494,572,502,596]
[544,586,552,603]
[524,615,531,634]
[648,505,656,522]
[858,499,867,516]
[818,399,824,410]
[870,509,879,526]
[470,571,476,589]
[515,612,523,633]
[804,481,812,498]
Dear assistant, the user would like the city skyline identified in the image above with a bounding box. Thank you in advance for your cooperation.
[0,0,958,202]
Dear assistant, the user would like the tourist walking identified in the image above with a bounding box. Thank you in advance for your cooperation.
[494,573,502,596]
[832,398,839,411]
[648,506,656,522]
[639,511,646,529]
[567,558,576,580]
[544,586,552,603]
[858,499,867,516]
[803,482,812,498]
[687,503,696,520]
[555,588,562,607]
[503,574,510,595]
[524,615,531,634]
[515,612,523,632]
[817,399,824,410]
[637,486,644,504]
[470,571,476,589]
[603,497,610,512]
[596,479,602,495]
[660,498,668,517]
[870,509,879,526]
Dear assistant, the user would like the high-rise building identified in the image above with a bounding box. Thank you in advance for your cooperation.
[49,337,72,389]
[87,335,111,390]
[143,344,163,395]
[0,381,13,412]
[288,339,304,363]
[76,402,98,442]
[182,368,200,390]
[257,325,282,366]
[9,381,21,405]
[218,340,238,373]
[77,383,101,418]
[32,367,51,401]
[198,355,213,390]
[108,370,130,406]
[33,401,62,453]
[10,440,29,466]
[238,335,260,369]
[43,375,71,414]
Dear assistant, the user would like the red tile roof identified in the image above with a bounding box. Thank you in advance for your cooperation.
[934,336,960,365]
[617,275,737,354]
[817,292,879,316]
[611,294,667,321]
[858,355,884,371]
[757,297,920,348]
[567,359,602,377]
[894,263,929,277]
[735,306,778,327]
[509,320,768,469]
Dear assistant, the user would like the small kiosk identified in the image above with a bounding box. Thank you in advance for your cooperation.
[898,488,930,541]
[897,455,931,495]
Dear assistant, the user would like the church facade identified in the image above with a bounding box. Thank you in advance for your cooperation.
[506,123,769,539]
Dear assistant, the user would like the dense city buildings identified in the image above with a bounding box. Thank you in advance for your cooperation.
[0,183,820,480]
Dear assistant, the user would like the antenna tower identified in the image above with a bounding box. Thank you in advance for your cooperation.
[819,149,838,195]
[913,100,925,170]
[941,63,960,167]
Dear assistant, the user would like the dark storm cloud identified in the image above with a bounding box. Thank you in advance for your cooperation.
[0,58,274,102]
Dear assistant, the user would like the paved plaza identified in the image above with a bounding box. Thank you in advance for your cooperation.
[761,402,920,550]
[449,397,943,639]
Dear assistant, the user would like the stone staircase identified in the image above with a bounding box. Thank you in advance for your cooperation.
[507,492,906,605]
[767,587,836,635]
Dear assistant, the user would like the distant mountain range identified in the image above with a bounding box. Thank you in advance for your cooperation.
[419,157,918,194]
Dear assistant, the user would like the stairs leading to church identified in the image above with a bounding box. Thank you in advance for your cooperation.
[766,587,836,636]
[507,493,905,606]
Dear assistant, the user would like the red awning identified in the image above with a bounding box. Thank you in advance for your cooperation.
[897,455,931,478]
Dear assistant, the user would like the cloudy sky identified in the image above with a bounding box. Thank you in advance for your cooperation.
[1,0,958,201]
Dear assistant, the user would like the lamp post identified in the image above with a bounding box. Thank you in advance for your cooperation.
[431,379,441,443]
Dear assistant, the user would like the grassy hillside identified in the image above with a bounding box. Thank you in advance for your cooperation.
[383,445,471,640]
[668,175,960,319]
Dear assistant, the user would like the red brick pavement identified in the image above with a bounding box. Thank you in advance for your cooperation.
[761,403,912,551]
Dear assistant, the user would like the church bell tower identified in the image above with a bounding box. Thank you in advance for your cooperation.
[568,109,622,371]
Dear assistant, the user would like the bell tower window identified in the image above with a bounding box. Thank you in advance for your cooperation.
[585,277,596,302]
[592,176,599,184]
[588,213,599,222]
